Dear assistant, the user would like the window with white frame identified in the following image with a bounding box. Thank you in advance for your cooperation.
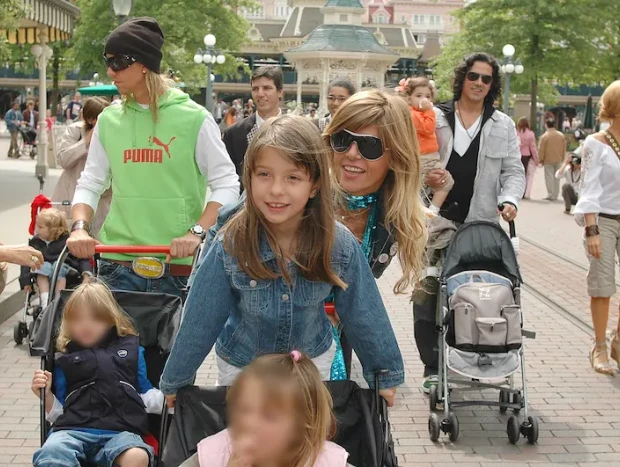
[401,15,407,24]
[241,6,264,18]
[418,34,426,44]
[413,14,419,24]
[429,15,435,25]
[376,13,386,23]
[275,1,290,18]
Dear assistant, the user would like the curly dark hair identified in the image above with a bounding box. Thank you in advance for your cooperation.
[453,52,502,105]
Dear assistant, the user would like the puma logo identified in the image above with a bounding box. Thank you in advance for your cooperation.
[150,136,176,158]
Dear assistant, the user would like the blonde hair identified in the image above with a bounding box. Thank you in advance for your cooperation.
[598,80,620,122]
[37,208,69,241]
[222,115,346,289]
[121,70,174,122]
[56,282,137,352]
[227,353,335,467]
[324,90,427,294]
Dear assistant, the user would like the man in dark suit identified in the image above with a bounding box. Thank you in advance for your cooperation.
[223,66,284,182]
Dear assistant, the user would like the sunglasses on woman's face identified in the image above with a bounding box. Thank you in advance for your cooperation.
[103,54,137,72]
[466,71,493,85]
[330,129,385,161]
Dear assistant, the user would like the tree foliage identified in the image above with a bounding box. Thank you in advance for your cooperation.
[432,0,613,125]
[0,0,25,59]
[70,0,252,90]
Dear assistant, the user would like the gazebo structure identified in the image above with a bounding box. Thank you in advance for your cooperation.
[284,0,398,114]
[3,0,80,179]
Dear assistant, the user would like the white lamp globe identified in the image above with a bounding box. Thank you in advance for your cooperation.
[31,44,42,58]
[44,46,53,60]
[210,73,216,81]
[193,54,202,64]
[500,64,506,74]
[505,63,515,74]
[204,34,216,47]
[211,55,218,64]
[202,53,212,64]
[515,63,524,74]
[216,54,226,65]
[502,44,515,57]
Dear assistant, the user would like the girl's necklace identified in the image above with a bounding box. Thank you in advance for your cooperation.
[456,103,482,140]
[342,192,379,261]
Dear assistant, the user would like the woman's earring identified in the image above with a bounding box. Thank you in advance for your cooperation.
[310,190,317,198]
[142,69,147,74]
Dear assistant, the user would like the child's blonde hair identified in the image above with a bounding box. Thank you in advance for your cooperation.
[324,90,428,293]
[598,80,620,122]
[223,115,346,289]
[56,282,137,352]
[37,208,69,241]
[227,352,336,467]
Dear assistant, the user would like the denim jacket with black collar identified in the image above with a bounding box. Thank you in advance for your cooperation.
[162,221,405,395]
[434,101,526,223]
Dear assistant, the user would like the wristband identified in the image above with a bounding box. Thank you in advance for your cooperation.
[585,225,599,237]
[71,220,92,236]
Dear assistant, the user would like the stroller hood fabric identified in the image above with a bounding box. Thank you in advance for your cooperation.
[442,221,522,284]
[30,289,182,357]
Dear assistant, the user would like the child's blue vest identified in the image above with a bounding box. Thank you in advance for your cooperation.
[53,328,148,435]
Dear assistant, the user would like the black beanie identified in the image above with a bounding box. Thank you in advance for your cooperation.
[105,17,164,73]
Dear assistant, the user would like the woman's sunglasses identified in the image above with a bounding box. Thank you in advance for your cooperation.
[103,54,137,72]
[466,71,493,85]
[330,129,385,161]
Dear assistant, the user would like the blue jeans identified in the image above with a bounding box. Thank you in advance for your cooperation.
[33,430,153,467]
[98,260,188,298]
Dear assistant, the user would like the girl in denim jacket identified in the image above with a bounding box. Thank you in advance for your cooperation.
[160,115,404,406]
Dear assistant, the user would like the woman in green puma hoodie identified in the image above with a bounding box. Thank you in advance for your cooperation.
[68,18,240,297]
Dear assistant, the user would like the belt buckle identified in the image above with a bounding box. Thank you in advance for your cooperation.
[131,257,165,279]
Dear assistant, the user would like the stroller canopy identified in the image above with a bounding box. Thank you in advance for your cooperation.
[441,221,522,285]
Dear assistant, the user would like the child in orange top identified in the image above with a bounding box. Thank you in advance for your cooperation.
[406,78,453,213]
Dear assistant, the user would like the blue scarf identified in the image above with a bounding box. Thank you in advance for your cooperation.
[345,192,379,261]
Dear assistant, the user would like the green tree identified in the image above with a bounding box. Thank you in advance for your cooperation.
[71,0,251,90]
[433,0,607,126]
[0,0,24,59]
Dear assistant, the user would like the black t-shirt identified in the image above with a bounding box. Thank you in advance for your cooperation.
[67,101,82,120]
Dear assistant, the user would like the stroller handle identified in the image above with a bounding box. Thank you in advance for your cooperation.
[498,203,517,238]
[95,245,171,254]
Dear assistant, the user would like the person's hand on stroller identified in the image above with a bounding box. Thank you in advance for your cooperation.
[379,387,397,407]
[23,284,32,293]
[499,203,517,223]
[31,370,54,409]
[67,229,100,258]
[166,232,201,263]
[165,394,176,409]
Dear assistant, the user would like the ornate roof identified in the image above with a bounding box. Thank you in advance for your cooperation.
[287,24,397,54]
[324,0,364,8]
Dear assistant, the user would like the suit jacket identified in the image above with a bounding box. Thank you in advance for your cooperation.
[222,114,256,182]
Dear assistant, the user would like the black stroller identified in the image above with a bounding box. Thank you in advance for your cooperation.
[427,221,539,445]
[16,123,37,159]
[30,245,185,461]
[159,375,398,467]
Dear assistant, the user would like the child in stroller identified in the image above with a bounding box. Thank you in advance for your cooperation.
[19,208,91,306]
[31,282,164,467]
[17,121,38,159]
[179,351,353,467]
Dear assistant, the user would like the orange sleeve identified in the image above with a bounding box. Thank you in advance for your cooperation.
[411,108,436,138]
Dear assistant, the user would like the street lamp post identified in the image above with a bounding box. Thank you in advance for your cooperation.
[194,34,225,112]
[31,36,53,180]
[500,44,524,114]
[112,0,132,23]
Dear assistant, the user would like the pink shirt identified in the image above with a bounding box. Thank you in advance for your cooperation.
[197,429,350,467]
[518,129,538,162]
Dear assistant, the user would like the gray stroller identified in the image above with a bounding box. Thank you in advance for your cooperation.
[427,221,539,445]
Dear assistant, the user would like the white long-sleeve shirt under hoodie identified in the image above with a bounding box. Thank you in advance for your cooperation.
[73,107,240,211]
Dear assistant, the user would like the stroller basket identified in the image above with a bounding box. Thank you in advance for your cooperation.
[160,379,398,467]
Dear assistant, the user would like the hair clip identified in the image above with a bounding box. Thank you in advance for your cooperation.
[290,350,301,362]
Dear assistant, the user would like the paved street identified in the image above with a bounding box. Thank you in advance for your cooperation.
[1,137,619,466]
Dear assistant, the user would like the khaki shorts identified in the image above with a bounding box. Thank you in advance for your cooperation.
[586,216,620,297]
[421,152,454,193]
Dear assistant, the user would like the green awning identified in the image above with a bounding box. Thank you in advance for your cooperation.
[77,84,118,96]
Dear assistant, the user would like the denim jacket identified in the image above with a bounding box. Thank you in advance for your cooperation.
[160,222,405,394]
[434,101,525,223]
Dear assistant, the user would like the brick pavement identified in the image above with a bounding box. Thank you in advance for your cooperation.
[1,261,620,466]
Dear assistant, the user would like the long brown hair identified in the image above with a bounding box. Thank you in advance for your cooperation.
[324,90,428,293]
[222,115,345,288]
[227,353,336,467]
[517,117,530,132]
[56,282,137,352]
[82,97,110,132]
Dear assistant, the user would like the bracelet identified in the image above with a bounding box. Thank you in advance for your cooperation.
[585,225,600,237]
[71,220,92,236]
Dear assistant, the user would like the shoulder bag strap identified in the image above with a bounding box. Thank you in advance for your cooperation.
[603,130,620,160]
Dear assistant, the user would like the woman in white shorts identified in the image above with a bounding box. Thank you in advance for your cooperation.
[574,80,620,375]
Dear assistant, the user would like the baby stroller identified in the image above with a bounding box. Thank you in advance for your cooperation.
[427,220,539,445]
[13,186,73,346]
[17,123,37,159]
[159,375,397,467]
[30,245,186,463]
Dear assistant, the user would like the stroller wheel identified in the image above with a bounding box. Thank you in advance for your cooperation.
[428,413,441,442]
[499,390,508,414]
[448,412,459,442]
[512,392,522,414]
[507,415,520,444]
[13,321,28,345]
[429,384,439,411]
[524,416,539,444]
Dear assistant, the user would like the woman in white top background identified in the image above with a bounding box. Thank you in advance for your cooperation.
[574,81,620,375]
